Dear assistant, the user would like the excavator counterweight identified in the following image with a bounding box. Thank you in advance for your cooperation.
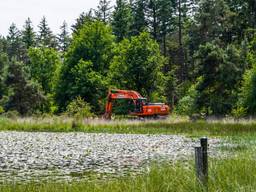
[103,89,170,119]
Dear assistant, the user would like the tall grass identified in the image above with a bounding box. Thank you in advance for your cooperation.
[1,116,256,191]
[1,116,256,137]
[1,156,255,192]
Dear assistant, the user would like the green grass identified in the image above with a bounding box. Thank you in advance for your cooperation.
[1,116,256,191]
[1,116,256,137]
[1,156,256,192]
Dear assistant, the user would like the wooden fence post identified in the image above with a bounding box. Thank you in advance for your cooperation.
[195,137,208,188]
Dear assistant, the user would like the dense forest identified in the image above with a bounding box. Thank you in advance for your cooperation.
[0,0,256,117]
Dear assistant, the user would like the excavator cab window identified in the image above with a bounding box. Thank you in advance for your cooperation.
[134,99,146,113]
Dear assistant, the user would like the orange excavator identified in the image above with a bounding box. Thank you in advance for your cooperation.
[103,89,170,119]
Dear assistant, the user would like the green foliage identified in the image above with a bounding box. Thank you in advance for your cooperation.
[2,110,19,119]
[56,21,114,112]
[161,75,175,104]
[231,106,247,119]
[4,59,45,115]
[22,18,36,49]
[175,80,200,116]
[94,0,112,23]
[131,0,148,35]
[28,47,61,94]
[95,0,112,23]
[236,37,256,115]
[0,36,7,53]
[69,60,107,111]
[66,96,94,118]
[194,43,243,115]
[0,53,8,99]
[71,11,95,35]
[6,23,25,61]
[2,0,256,117]
[0,106,4,114]
[57,21,71,52]
[247,36,256,67]
[65,21,114,74]
[238,64,256,114]
[112,0,132,42]
[194,0,235,44]
[37,17,57,48]
[227,0,256,31]
[109,32,165,97]
[147,0,176,54]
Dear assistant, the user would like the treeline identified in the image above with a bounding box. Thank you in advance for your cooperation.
[0,0,256,117]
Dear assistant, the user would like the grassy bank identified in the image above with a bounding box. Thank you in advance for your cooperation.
[1,156,255,192]
[1,116,256,191]
[1,116,256,137]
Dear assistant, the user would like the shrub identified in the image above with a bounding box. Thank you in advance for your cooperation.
[237,63,256,115]
[231,106,247,119]
[3,110,19,119]
[175,81,199,116]
[66,96,94,118]
[0,106,4,114]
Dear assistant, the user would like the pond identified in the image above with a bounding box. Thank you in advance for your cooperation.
[0,132,221,183]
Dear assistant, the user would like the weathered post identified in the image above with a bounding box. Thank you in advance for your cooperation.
[195,137,208,188]
[195,146,203,180]
[201,137,208,183]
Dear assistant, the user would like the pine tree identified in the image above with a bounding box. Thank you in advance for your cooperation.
[194,0,234,44]
[58,21,71,52]
[112,0,133,42]
[131,0,148,35]
[37,17,57,48]
[5,59,45,115]
[146,0,178,51]
[147,0,160,41]
[226,0,256,37]
[0,53,8,101]
[6,23,24,60]
[95,0,112,23]
[21,18,36,65]
[71,10,94,34]
[194,43,242,115]
[0,36,7,53]
[248,0,256,29]
[177,0,185,79]
[22,18,36,49]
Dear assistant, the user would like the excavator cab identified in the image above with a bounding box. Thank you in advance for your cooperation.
[134,98,147,113]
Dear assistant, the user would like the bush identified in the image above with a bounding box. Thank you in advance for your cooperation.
[3,110,19,119]
[238,63,256,115]
[175,80,200,116]
[235,36,256,115]
[0,106,4,114]
[231,106,247,119]
[66,96,94,118]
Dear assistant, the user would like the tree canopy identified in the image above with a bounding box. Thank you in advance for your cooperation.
[56,21,114,112]
[109,32,165,98]
[0,0,256,117]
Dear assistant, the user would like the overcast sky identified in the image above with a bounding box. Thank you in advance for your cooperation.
[0,0,113,36]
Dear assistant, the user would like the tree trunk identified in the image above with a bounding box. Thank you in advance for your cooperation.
[178,0,185,81]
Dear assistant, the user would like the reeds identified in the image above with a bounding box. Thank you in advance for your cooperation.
[1,116,256,137]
